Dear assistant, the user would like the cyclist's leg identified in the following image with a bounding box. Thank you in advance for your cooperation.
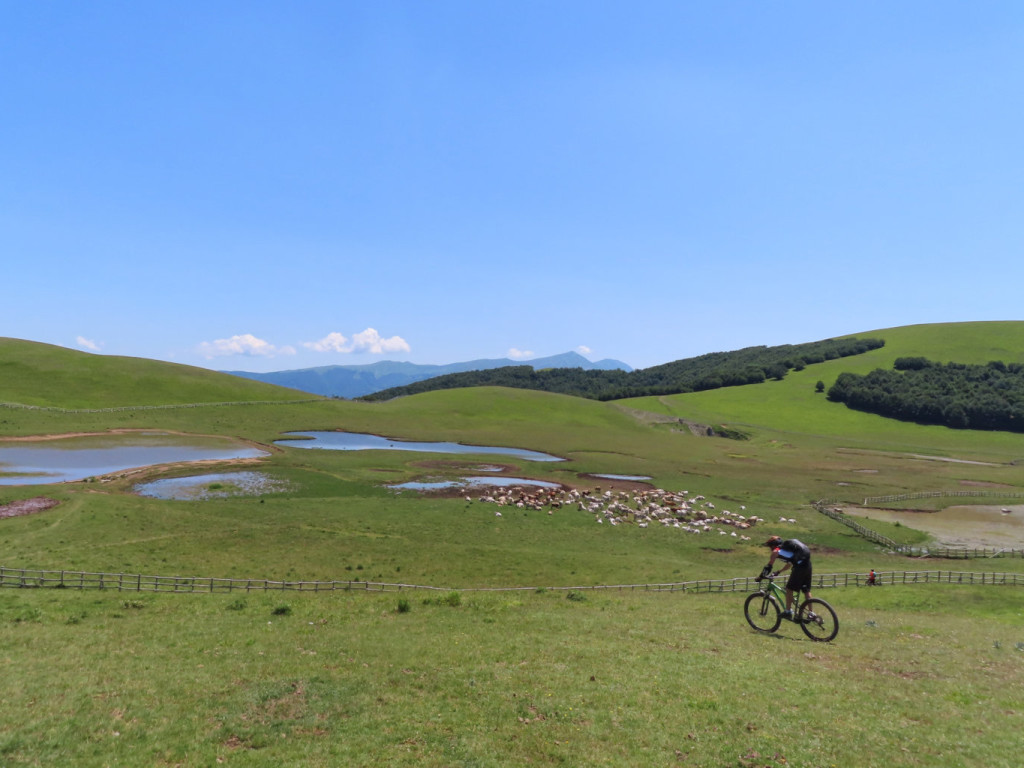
[788,563,812,602]
[800,587,813,616]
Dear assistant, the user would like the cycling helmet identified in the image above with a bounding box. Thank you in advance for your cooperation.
[764,535,782,548]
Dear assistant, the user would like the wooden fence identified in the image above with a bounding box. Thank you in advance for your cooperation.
[1,565,1021,595]
[813,501,1024,559]
[863,490,1024,505]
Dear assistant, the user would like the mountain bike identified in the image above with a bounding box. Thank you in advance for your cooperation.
[743,574,839,642]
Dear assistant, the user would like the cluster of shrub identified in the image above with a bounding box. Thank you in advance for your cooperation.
[827,358,1024,431]
[362,337,885,402]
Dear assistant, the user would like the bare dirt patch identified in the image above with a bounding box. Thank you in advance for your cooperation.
[578,474,655,493]
[0,496,61,519]
[959,480,1016,488]
[844,504,1024,549]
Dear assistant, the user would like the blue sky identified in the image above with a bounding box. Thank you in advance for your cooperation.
[3,2,1023,373]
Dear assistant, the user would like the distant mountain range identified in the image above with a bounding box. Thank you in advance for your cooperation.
[223,351,633,399]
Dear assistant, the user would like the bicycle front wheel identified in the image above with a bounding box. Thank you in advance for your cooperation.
[798,598,839,642]
[744,591,782,633]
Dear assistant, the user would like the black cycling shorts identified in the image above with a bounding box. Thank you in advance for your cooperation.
[787,561,812,594]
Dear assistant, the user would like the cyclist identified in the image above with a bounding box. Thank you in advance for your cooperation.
[758,535,812,620]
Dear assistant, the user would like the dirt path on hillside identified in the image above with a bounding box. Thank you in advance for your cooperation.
[0,429,146,442]
[0,428,274,445]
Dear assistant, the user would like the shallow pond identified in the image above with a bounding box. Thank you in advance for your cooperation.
[591,473,652,481]
[135,471,289,500]
[0,432,268,486]
[389,476,562,492]
[277,431,563,462]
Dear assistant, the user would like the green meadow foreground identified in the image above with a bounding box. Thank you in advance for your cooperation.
[1,324,1024,766]
[1,586,1021,768]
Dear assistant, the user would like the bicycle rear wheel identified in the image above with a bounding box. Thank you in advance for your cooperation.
[744,591,782,633]
[798,598,839,642]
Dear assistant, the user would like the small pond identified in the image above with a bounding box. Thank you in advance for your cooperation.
[0,432,268,486]
[277,431,563,462]
[135,471,289,500]
[592,474,652,481]
[390,476,562,492]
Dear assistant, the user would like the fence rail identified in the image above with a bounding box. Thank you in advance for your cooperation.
[862,489,1024,505]
[1,566,1021,595]
[813,501,1024,559]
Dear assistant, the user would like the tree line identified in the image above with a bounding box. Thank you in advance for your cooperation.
[361,337,885,402]
[827,358,1024,431]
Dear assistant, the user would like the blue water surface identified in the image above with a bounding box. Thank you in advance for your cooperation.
[277,431,563,462]
[390,476,562,491]
[0,433,267,485]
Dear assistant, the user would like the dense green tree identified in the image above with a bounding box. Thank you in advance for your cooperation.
[363,337,885,402]
[827,358,1024,433]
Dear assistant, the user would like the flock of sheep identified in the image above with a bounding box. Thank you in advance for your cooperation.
[470,484,798,538]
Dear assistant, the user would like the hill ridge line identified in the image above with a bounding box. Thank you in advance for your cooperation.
[0,399,325,414]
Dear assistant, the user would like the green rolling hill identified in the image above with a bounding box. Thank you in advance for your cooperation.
[3,322,1024,511]
[0,338,316,409]
[622,320,1024,440]
[2,324,1023,766]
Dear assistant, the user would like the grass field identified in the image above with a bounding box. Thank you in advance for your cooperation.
[2,325,1024,766]
[1,585,1021,767]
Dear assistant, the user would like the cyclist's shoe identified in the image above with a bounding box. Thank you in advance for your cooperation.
[780,609,793,621]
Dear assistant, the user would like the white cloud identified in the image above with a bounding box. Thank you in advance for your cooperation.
[76,336,102,352]
[576,345,592,356]
[197,334,295,359]
[351,328,410,354]
[508,348,535,360]
[304,328,410,355]
[303,332,349,353]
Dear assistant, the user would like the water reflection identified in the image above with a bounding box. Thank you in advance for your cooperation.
[390,476,562,491]
[592,474,652,481]
[278,431,563,462]
[0,433,268,485]
[135,471,289,500]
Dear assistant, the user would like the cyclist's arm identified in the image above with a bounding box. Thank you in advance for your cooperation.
[773,561,791,576]
[758,552,778,579]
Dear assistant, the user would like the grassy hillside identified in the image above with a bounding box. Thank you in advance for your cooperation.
[619,322,1024,502]
[0,338,313,408]
[1,324,1023,766]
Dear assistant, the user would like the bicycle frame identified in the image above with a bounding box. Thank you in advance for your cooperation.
[759,573,809,612]
[744,574,839,642]
[760,575,791,606]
